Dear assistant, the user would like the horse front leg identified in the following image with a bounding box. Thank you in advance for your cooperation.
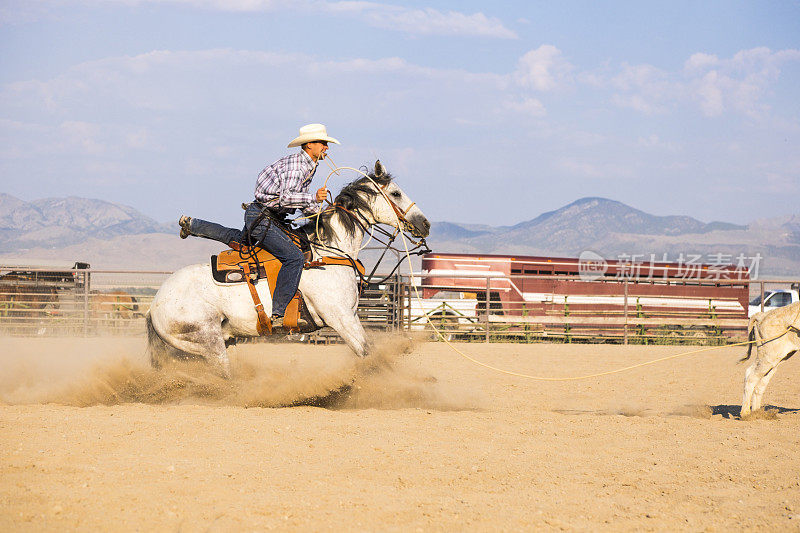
[302,271,371,357]
[322,309,370,357]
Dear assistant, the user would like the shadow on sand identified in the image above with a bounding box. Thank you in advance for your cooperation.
[711,404,800,419]
[286,384,353,408]
[552,404,799,420]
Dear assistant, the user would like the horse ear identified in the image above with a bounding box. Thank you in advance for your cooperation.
[374,160,386,177]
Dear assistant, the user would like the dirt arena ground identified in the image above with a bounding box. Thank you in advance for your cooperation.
[1,335,798,531]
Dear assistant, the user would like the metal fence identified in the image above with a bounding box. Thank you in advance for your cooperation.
[0,266,403,340]
[1,264,796,345]
[0,267,169,336]
[398,274,799,345]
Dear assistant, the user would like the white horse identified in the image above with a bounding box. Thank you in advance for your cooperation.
[146,161,430,377]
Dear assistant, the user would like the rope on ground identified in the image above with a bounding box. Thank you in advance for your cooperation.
[320,159,793,382]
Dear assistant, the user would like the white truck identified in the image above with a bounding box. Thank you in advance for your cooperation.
[748,287,800,317]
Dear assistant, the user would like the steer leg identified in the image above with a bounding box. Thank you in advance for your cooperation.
[741,362,760,418]
[751,349,795,413]
[750,364,778,413]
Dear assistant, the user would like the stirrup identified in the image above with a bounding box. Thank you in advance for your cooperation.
[270,315,284,329]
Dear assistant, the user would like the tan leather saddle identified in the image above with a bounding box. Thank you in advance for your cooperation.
[211,243,365,336]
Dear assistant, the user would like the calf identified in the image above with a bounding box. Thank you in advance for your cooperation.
[741,301,800,417]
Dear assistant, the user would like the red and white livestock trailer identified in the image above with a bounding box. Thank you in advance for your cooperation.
[417,252,750,342]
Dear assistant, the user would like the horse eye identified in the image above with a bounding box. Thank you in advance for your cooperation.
[391,191,402,198]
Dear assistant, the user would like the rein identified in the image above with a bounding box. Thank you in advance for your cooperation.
[301,163,429,287]
[309,202,430,287]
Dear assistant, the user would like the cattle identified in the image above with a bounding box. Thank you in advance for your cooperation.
[91,290,142,322]
[740,301,800,418]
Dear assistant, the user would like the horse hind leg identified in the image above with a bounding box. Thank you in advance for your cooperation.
[147,313,180,370]
[147,314,232,378]
[204,336,231,379]
[171,328,231,379]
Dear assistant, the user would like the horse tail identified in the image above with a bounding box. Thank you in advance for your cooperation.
[146,312,172,370]
[740,314,761,363]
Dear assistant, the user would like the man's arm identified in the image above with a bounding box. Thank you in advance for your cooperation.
[255,159,317,210]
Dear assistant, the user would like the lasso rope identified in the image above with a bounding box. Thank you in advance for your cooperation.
[319,158,796,382]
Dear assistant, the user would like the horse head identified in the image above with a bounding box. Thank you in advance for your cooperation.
[353,160,430,238]
[372,160,430,238]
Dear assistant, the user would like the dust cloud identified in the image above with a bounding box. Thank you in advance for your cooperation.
[0,334,473,410]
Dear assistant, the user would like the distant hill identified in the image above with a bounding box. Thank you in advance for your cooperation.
[0,193,798,276]
[427,197,799,277]
[0,193,172,252]
[429,197,746,252]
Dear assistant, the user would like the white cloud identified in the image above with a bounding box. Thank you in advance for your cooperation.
[503,97,546,117]
[0,47,512,179]
[589,48,800,118]
[694,70,726,116]
[126,128,151,149]
[637,134,676,151]
[611,63,666,92]
[611,93,666,115]
[37,0,517,38]
[762,171,799,194]
[325,2,517,38]
[60,121,105,155]
[514,45,572,92]
[679,47,800,117]
[554,158,607,179]
[1,38,798,226]
[684,52,719,72]
[606,63,674,115]
[2,48,505,116]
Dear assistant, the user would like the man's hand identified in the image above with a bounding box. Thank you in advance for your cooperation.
[315,187,328,203]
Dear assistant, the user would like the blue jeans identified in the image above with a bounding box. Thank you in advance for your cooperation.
[190,205,304,317]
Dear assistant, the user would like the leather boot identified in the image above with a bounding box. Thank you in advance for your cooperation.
[178,215,192,239]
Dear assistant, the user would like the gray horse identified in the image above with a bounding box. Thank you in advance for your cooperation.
[146,161,429,377]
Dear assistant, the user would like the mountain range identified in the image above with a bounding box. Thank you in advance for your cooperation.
[0,193,171,251]
[1,193,798,276]
[427,198,800,276]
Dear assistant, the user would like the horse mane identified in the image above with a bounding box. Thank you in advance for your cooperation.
[306,171,393,243]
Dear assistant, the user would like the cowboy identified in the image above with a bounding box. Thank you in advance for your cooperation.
[178,123,340,328]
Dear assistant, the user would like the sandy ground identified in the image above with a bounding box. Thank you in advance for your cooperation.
[0,335,798,532]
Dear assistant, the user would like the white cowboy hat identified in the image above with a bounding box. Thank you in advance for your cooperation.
[287,123,340,148]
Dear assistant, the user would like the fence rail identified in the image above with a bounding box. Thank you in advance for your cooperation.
[397,274,798,345]
[1,265,796,345]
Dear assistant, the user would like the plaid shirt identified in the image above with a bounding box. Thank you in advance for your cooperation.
[254,150,321,215]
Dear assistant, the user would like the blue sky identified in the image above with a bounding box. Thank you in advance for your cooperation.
[1,1,798,228]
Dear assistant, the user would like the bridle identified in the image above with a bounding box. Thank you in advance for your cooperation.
[379,182,419,235]
[311,179,430,286]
